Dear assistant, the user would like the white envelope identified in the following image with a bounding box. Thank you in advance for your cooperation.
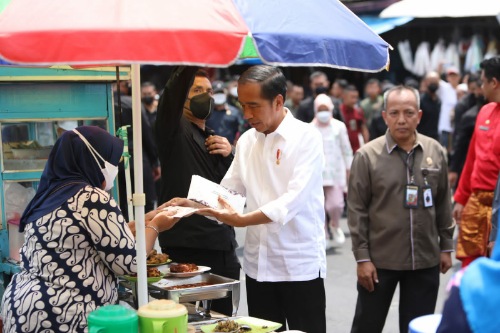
[187,175,246,214]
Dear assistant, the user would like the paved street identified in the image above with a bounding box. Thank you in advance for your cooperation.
[233,217,459,333]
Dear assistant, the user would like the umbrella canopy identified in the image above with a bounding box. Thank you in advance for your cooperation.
[0,0,391,308]
[0,0,391,72]
[380,0,500,18]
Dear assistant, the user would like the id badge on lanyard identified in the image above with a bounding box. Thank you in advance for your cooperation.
[400,149,419,209]
[404,184,419,208]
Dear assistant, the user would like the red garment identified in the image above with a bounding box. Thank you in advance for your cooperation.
[340,104,365,152]
[454,103,500,205]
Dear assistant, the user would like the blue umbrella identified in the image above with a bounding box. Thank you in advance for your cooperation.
[235,0,391,72]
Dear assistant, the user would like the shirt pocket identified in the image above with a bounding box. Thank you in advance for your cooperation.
[420,167,441,195]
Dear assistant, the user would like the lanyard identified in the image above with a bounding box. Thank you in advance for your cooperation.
[397,148,415,184]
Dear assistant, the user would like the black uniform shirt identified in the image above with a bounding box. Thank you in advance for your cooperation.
[155,67,237,251]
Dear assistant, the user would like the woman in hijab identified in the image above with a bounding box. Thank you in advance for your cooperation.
[312,94,353,249]
[437,223,500,333]
[1,126,179,333]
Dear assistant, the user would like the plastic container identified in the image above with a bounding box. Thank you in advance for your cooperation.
[87,305,138,333]
[409,314,443,333]
[138,299,188,333]
[7,218,23,262]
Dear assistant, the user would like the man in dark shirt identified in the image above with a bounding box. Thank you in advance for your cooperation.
[418,72,441,140]
[155,67,240,315]
[296,71,330,123]
[206,80,244,145]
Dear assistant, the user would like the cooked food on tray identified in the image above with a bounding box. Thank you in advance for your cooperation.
[130,267,161,278]
[146,250,169,265]
[165,282,211,290]
[213,319,251,332]
[169,263,198,273]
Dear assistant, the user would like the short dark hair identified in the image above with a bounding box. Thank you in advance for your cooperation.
[383,85,420,110]
[141,81,156,90]
[365,78,380,87]
[309,71,328,82]
[467,73,481,86]
[239,65,287,102]
[334,79,349,89]
[195,69,210,79]
[344,85,358,93]
[480,57,500,82]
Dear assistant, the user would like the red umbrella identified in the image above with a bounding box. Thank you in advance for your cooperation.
[0,0,249,66]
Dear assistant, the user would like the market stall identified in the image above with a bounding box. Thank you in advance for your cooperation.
[0,0,391,330]
[0,65,129,287]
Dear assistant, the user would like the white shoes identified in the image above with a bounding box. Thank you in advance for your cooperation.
[332,227,346,245]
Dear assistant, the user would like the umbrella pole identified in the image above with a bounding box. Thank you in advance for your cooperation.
[131,63,148,307]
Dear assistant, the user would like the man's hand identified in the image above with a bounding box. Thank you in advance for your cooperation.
[197,196,242,227]
[453,203,464,224]
[206,135,232,157]
[152,166,161,182]
[448,172,458,188]
[357,261,378,292]
[440,252,452,274]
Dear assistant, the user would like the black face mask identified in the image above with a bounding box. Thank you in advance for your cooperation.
[142,96,154,105]
[427,83,439,93]
[188,92,213,120]
[315,86,328,95]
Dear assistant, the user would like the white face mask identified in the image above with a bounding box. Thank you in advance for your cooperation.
[213,93,227,106]
[229,86,238,98]
[73,129,119,191]
[316,111,331,124]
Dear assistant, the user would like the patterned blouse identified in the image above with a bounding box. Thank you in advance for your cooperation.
[1,186,136,333]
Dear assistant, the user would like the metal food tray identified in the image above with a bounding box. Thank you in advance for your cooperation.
[148,273,240,316]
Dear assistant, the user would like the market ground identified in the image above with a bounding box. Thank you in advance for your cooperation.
[233,217,459,333]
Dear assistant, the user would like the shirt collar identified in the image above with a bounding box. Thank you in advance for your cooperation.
[385,129,423,154]
[254,108,295,141]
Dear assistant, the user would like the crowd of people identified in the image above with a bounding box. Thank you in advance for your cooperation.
[1,56,499,333]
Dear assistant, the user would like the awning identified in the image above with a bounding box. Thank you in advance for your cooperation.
[380,0,500,18]
[359,16,413,34]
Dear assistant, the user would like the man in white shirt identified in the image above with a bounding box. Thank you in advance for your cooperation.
[176,65,327,333]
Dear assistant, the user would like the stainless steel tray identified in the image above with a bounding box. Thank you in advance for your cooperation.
[148,273,240,316]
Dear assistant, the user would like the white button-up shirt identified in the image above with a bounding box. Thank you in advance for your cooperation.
[221,110,327,282]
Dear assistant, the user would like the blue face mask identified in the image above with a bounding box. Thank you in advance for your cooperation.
[73,129,119,191]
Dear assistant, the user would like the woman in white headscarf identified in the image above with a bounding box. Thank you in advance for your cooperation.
[311,94,353,248]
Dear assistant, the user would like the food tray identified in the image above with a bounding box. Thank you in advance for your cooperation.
[148,273,240,317]
[11,147,52,159]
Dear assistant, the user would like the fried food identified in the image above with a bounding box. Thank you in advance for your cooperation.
[169,263,198,273]
[146,250,169,265]
[213,320,241,332]
[165,282,211,290]
[129,267,161,278]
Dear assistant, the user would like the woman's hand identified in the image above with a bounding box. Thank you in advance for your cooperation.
[158,197,206,209]
[148,210,180,233]
[127,221,136,237]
